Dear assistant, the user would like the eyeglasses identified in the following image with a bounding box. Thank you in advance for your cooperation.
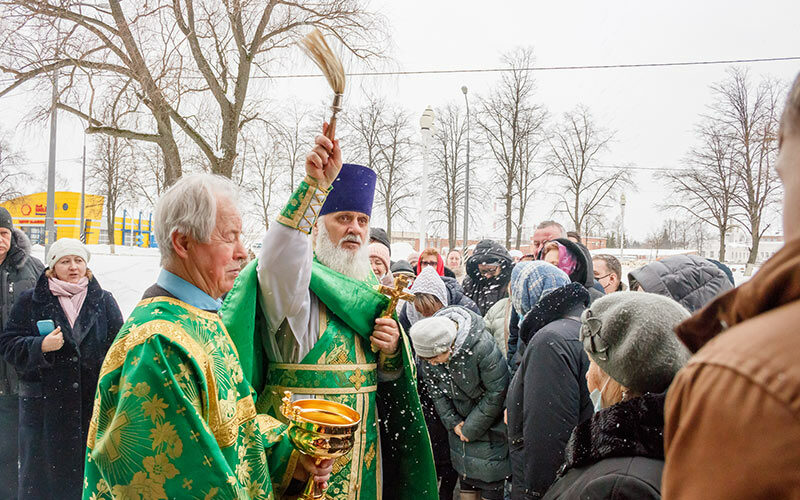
[421,260,438,267]
[478,264,500,276]
[594,273,613,281]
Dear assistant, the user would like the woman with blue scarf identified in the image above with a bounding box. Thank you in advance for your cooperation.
[505,261,593,500]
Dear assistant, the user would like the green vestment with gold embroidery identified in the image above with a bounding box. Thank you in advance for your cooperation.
[219,176,438,500]
[82,297,286,500]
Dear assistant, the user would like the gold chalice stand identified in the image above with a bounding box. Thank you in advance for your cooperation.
[281,391,361,500]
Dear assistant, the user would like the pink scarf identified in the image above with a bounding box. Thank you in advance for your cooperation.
[48,276,89,328]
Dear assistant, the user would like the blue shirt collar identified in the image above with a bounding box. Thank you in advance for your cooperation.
[156,269,223,312]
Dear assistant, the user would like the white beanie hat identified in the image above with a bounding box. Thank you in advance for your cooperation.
[409,316,457,359]
[410,266,449,307]
[47,238,90,269]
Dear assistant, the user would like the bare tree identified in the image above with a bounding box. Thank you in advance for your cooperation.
[548,106,628,233]
[512,118,546,248]
[347,95,416,238]
[0,0,384,185]
[477,47,547,248]
[0,130,26,202]
[712,68,782,270]
[241,124,284,231]
[275,104,313,191]
[89,134,133,254]
[429,103,469,250]
[663,121,739,261]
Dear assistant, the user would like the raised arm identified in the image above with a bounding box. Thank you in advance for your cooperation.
[256,127,342,339]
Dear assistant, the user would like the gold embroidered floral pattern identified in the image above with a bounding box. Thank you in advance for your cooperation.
[83,297,284,500]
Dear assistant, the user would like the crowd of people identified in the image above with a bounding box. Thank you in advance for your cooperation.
[0,73,797,499]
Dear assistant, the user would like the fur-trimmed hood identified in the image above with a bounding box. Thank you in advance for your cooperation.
[519,282,590,344]
[560,392,666,474]
[5,228,35,271]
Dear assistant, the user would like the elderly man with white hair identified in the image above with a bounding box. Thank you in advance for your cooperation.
[82,174,325,499]
[221,127,437,498]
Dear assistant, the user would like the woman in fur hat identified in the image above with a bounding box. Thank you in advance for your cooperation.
[542,292,690,500]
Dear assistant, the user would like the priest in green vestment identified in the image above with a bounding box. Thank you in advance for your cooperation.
[220,128,438,499]
[82,174,333,500]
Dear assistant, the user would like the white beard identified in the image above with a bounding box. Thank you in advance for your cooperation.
[315,220,372,281]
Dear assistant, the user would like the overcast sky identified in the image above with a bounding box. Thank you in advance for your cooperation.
[3,0,799,241]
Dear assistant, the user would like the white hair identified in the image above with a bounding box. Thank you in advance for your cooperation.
[314,215,371,281]
[154,173,239,266]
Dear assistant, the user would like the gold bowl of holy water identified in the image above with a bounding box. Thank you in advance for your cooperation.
[280,391,361,499]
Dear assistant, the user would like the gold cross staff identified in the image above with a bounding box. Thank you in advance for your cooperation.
[378,274,415,318]
[373,274,415,352]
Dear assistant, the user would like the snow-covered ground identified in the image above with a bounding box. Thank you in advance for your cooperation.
[29,243,756,320]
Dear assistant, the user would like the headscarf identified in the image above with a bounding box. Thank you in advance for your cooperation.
[510,261,571,320]
[406,266,449,326]
[543,241,578,276]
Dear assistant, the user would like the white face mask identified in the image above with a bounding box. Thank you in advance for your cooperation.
[589,376,611,413]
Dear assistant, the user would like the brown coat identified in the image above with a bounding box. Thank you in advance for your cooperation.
[663,238,800,499]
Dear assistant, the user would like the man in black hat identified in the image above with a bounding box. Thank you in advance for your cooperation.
[0,207,44,499]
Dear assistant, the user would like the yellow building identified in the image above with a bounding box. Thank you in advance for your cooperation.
[1,192,154,247]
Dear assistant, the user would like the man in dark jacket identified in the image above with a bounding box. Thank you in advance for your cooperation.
[507,262,593,499]
[628,254,732,312]
[0,208,44,500]
[463,240,513,315]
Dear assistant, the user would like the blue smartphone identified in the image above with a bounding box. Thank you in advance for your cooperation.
[36,320,55,336]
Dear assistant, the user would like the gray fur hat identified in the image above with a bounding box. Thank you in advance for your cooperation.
[580,291,691,395]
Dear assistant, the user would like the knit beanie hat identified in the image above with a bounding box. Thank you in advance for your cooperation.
[390,259,416,276]
[368,242,391,275]
[510,261,571,319]
[580,291,691,395]
[47,238,91,269]
[0,207,13,231]
[410,266,449,307]
[409,316,457,358]
[369,227,391,255]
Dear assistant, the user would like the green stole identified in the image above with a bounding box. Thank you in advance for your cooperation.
[220,260,438,500]
[83,296,285,500]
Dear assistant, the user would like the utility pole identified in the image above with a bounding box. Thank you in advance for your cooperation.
[461,85,470,253]
[44,68,58,256]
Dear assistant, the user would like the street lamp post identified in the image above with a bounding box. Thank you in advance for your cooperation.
[79,133,86,242]
[419,107,435,252]
[461,85,470,253]
[619,193,627,259]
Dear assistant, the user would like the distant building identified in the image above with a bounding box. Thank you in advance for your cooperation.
[1,192,155,247]
[700,227,783,264]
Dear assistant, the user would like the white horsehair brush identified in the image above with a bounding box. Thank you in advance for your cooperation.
[300,28,346,141]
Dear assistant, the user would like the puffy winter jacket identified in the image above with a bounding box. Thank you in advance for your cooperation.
[483,297,510,356]
[628,254,733,312]
[419,306,511,484]
[442,276,480,315]
[0,229,44,395]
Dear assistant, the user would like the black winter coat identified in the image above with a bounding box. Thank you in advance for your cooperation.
[627,254,733,312]
[463,240,513,315]
[542,393,667,500]
[442,276,480,315]
[0,271,123,500]
[0,229,44,395]
[420,307,511,483]
[507,283,593,500]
